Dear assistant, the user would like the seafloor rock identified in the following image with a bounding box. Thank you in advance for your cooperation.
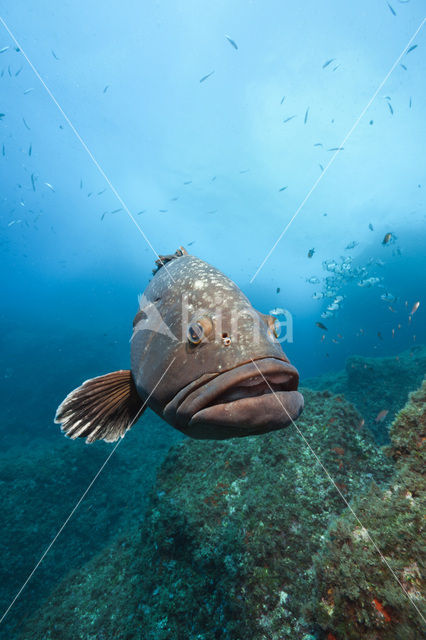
[19,389,393,640]
[0,410,182,640]
[303,345,426,444]
[312,381,426,640]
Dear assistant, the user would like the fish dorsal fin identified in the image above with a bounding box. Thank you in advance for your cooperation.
[152,246,188,274]
[55,370,144,443]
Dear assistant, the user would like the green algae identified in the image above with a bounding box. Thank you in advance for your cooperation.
[313,381,426,639]
[18,389,392,640]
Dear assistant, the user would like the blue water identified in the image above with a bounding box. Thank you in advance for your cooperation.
[1,1,425,637]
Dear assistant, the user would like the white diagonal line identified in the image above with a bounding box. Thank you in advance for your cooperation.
[250,18,426,283]
[0,15,175,282]
[0,357,176,625]
[250,358,426,623]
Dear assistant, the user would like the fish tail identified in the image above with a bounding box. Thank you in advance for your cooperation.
[54,370,144,443]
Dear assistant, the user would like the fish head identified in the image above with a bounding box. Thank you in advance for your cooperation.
[131,253,303,439]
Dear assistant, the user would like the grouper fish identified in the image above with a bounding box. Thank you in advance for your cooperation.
[55,248,304,441]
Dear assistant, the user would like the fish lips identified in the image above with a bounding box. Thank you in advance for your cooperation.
[163,357,304,439]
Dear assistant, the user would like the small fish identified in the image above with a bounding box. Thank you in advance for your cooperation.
[159,209,168,213]
[137,210,146,215]
[44,182,55,192]
[0,46,9,54]
[97,189,106,195]
[101,212,107,221]
[280,96,285,105]
[313,142,323,147]
[22,117,30,130]
[171,197,179,201]
[388,306,396,313]
[23,88,34,95]
[381,292,396,302]
[369,223,374,231]
[211,177,216,182]
[319,164,324,171]
[51,49,59,60]
[278,186,287,192]
[392,328,395,338]
[87,192,92,197]
[315,321,327,331]
[406,44,418,55]
[276,287,280,294]
[187,241,195,246]
[307,248,315,258]
[345,241,358,250]
[110,208,123,214]
[382,232,393,245]
[0,113,5,120]
[80,179,83,189]
[387,2,396,16]
[28,144,32,156]
[2,144,5,156]
[387,102,394,115]
[199,70,215,83]
[375,409,389,423]
[409,97,412,108]
[31,173,36,192]
[331,338,338,344]
[55,248,304,442]
[400,63,407,70]
[283,115,296,123]
[7,64,11,77]
[183,180,192,185]
[103,85,109,93]
[304,107,309,124]
[239,169,250,174]
[322,58,335,69]
[15,66,23,76]
[225,35,238,50]
[377,331,383,340]
[410,301,420,315]
[328,147,344,151]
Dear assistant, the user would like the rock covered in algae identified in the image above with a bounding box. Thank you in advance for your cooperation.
[304,345,426,444]
[313,380,426,640]
[19,389,392,640]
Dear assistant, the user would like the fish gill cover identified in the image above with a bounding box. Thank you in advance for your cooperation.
[0,0,426,639]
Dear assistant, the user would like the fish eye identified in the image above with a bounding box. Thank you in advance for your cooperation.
[267,315,280,339]
[187,315,213,345]
[187,322,204,344]
[272,317,281,338]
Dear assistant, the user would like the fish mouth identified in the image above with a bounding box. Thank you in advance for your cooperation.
[163,357,304,439]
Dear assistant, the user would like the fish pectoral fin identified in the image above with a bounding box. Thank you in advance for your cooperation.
[54,370,144,443]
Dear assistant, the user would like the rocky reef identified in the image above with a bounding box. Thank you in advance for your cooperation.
[303,345,426,444]
[0,411,182,640]
[313,381,426,639]
[18,389,393,640]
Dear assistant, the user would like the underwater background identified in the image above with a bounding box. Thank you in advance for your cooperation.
[1,1,425,638]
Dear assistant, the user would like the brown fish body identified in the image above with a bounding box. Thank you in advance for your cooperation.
[55,249,304,442]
